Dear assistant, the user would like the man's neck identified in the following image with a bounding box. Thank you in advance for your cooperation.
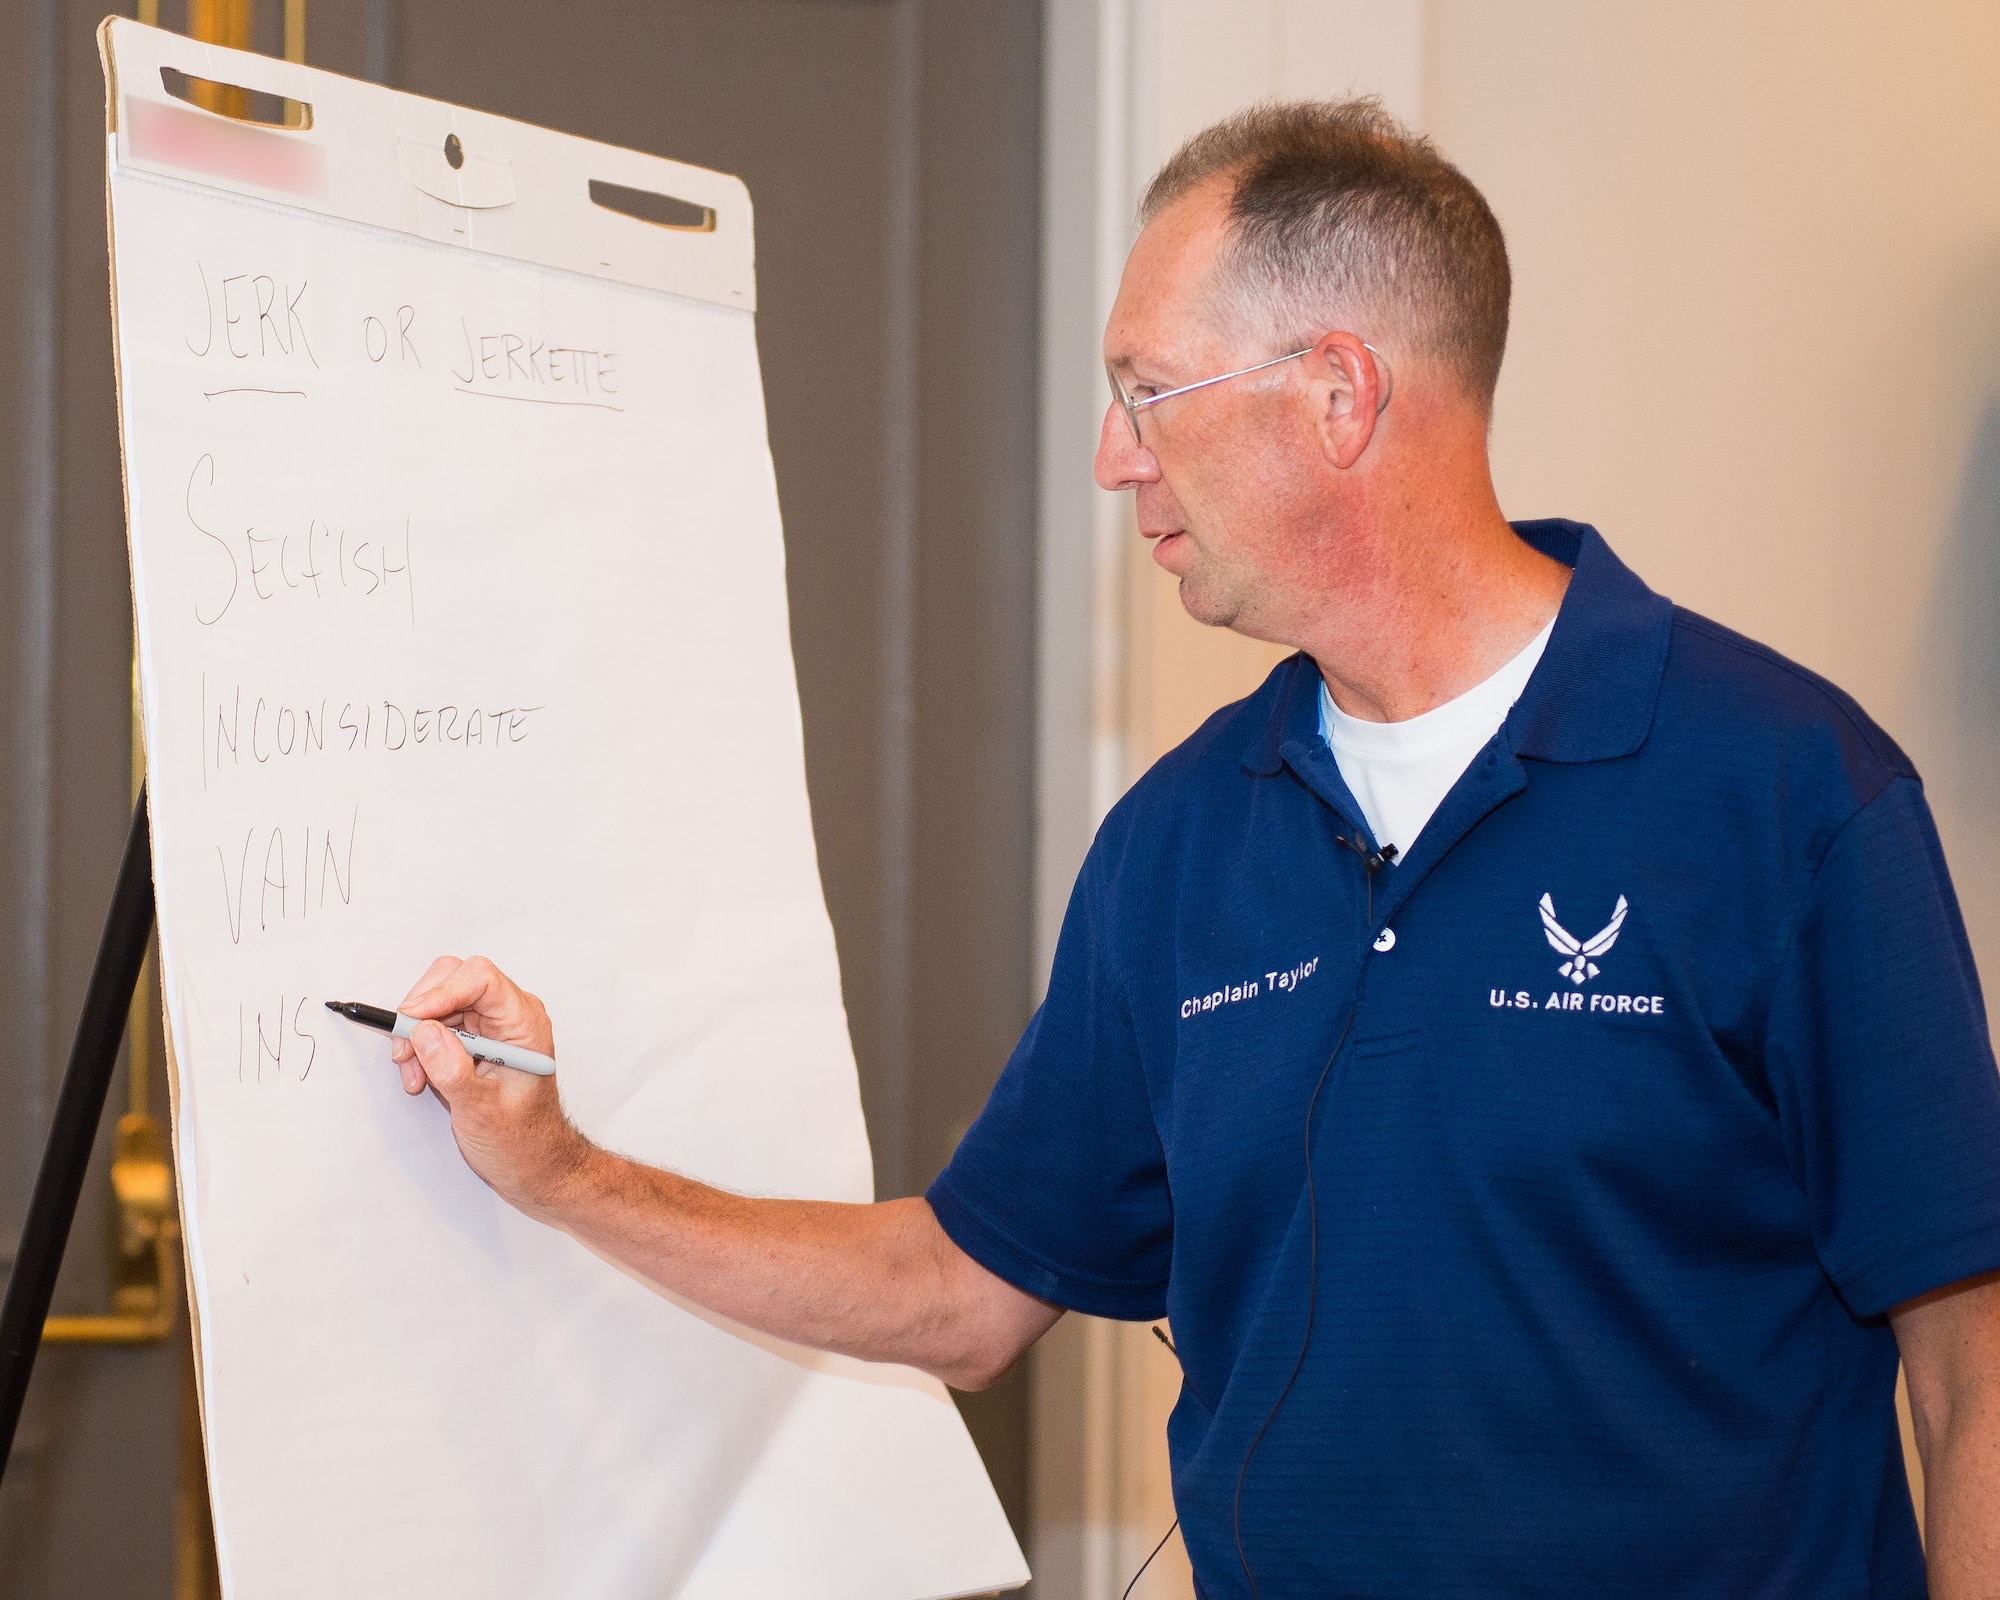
[1297,499,1571,725]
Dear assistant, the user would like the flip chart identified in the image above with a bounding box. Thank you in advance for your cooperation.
[101,20,1026,1597]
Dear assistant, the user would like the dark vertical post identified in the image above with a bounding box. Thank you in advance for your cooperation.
[363,0,399,86]
[875,0,920,1203]
[0,790,155,1480]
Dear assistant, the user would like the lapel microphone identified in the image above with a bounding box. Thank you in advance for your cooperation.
[1336,835,1399,875]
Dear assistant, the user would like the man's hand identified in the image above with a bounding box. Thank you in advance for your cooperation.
[1893,1268,2000,1595]
[392,956,587,1216]
[390,955,1063,1390]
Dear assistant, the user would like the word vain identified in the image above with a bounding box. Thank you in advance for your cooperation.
[201,680,544,784]
[1180,954,1320,1019]
[451,317,621,409]
[185,455,415,629]
[1490,988,1666,1015]
[184,262,318,370]
[217,807,359,946]
[238,995,320,1083]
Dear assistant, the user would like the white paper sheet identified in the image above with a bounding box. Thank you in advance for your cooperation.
[103,23,1026,1599]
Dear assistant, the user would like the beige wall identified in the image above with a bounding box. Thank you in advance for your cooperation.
[1136,3,2000,913]
[1435,1,2000,1011]
[1418,1,2000,1535]
[1035,3,2000,1592]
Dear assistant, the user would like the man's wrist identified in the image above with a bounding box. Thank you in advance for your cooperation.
[531,1120,605,1222]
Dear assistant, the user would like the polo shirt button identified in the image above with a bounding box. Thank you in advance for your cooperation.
[1373,928,1396,953]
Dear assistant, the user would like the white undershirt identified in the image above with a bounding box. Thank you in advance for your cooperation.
[1318,618,1555,862]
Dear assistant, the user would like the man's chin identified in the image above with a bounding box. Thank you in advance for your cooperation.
[1176,576,1242,630]
[1150,536,1242,627]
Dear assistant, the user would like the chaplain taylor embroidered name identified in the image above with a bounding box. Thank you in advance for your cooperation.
[1181,955,1320,1019]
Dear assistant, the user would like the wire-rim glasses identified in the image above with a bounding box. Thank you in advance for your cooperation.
[1105,340,1392,447]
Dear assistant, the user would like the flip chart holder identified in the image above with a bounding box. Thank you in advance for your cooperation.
[0,791,157,1476]
[104,22,757,309]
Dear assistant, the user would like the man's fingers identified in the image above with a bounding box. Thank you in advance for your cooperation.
[399,955,464,1012]
[404,954,518,1023]
[410,1019,477,1094]
[399,955,552,1055]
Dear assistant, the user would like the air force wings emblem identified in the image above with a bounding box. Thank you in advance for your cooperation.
[1539,893,1628,985]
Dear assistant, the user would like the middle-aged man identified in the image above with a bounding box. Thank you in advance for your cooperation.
[388,103,2000,1596]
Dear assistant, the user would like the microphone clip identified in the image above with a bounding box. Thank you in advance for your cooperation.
[1335,834,1399,875]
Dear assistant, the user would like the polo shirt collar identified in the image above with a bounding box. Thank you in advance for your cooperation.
[1505,519,1673,763]
[1241,519,1672,777]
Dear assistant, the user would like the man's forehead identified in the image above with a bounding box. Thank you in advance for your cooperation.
[1105,182,1237,365]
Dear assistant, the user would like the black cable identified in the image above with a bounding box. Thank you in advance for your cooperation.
[1152,1323,1216,1412]
[1112,1325,1206,1598]
[1232,1009,1354,1600]
[1121,1518,1182,1600]
[1334,834,1397,925]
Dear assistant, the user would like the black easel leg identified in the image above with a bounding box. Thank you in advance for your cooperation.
[0,787,155,1481]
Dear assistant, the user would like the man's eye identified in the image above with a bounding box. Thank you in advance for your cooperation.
[1132,385,1161,401]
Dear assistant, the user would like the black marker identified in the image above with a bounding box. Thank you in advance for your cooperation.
[324,1000,556,1076]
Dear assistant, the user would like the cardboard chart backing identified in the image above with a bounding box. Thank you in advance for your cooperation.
[101,20,1026,1598]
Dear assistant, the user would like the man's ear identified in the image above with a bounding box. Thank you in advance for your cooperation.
[1305,333,1390,470]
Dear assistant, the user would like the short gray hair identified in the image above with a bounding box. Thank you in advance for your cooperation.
[1142,99,1511,405]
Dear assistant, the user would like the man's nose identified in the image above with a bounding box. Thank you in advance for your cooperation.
[1094,402,1161,492]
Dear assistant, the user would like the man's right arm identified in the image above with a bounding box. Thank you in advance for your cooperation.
[393,956,1062,1391]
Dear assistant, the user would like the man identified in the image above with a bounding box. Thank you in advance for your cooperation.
[390,103,2000,1596]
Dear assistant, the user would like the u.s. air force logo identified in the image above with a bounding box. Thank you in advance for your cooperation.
[1490,891,1664,1016]
[1539,893,1628,985]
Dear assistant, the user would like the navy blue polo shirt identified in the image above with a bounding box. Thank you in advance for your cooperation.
[929,521,2000,1598]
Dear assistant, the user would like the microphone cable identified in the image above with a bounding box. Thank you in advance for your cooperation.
[1233,1008,1354,1600]
[1334,835,1397,925]
[1120,1325,1207,1599]
[1121,1517,1182,1600]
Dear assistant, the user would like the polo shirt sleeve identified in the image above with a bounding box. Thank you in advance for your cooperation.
[925,849,1172,1320]
[1765,774,2000,1318]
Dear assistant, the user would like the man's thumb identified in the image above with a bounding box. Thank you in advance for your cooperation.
[412,1020,470,1084]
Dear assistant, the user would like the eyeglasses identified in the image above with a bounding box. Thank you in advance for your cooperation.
[1105,340,1392,447]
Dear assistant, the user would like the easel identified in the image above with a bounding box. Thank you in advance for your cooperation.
[0,791,157,1478]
